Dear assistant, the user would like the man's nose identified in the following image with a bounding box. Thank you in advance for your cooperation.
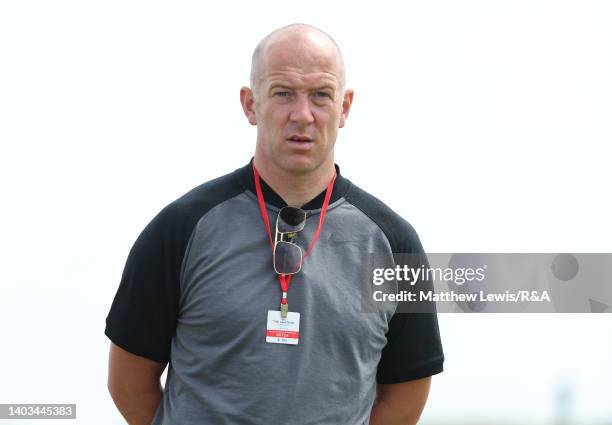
[289,94,315,125]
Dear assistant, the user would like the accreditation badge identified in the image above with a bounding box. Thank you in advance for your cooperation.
[266,310,300,345]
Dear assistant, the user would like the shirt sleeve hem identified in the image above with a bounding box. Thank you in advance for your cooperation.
[376,356,444,384]
[104,320,170,364]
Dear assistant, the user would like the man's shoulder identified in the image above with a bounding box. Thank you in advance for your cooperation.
[343,181,424,253]
[145,168,246,237]
[162,171,245,222]
[170,168,245,214]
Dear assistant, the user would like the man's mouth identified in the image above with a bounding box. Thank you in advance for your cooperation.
[287,135,313,142]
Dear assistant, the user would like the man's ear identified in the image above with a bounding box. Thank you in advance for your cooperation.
[339,89,354,128]
[240,86,257,126]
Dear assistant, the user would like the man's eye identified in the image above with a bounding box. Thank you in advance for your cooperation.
[274,91,290,97]
[315,92,331,98]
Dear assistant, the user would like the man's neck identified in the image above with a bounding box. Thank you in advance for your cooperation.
[253,155,336,208]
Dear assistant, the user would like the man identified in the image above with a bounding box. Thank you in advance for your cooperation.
[106,23,444,425]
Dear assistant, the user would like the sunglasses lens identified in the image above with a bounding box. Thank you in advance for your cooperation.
[274,241,302,274]
[277,207,306,233]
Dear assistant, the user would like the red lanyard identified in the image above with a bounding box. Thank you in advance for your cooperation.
[253,163,336,305]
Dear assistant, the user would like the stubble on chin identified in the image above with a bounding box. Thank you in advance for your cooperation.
[275,151,334,178]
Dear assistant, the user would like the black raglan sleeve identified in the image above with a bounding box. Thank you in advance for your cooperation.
[376,219,444,384]
[104,170,247,363]
[344,184,444,383]
[104,204,186,363]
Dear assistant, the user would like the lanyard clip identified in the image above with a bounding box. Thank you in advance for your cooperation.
[280,292,288,319]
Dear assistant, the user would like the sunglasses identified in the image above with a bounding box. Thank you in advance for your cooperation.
[273,207,307,275]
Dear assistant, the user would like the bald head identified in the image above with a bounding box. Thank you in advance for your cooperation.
[249,23,346,94]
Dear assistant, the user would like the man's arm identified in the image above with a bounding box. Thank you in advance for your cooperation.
[369,377,432,425]
[107,342,167,425]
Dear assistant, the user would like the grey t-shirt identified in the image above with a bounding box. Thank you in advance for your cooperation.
[105,161,444,425]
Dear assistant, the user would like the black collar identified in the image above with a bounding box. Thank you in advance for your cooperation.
[234,159,351,210]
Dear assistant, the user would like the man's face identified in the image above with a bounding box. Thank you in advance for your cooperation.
[242,33,353,175]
